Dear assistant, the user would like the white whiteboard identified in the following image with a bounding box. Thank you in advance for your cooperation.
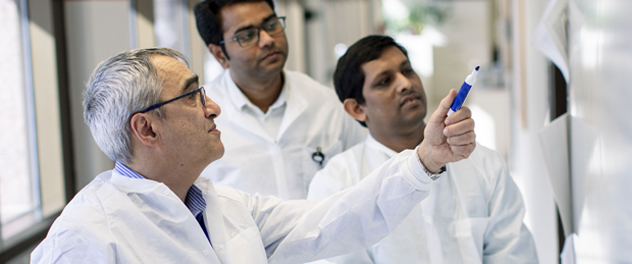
[568,0,632,262]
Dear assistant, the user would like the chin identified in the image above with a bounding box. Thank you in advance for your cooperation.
[401,113,427,128]
[211,145,225,161]
[263,62,285,76]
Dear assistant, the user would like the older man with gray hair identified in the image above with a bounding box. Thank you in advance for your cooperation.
[31,47,476,263]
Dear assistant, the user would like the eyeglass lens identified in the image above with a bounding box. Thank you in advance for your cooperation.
[236,18,285,47]
[200,87,206,107]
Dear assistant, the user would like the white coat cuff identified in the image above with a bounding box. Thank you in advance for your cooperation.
[403,147,432,191]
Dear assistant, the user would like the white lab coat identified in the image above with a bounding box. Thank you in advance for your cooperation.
[201,70,367,200]
[31,150,432,264]
[307,135,538,263]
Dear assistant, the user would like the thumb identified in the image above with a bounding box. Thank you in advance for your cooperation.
[428,89,457,126]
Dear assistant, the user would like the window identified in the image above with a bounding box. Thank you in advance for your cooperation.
[0,0,42,244]
[0,0,66,256]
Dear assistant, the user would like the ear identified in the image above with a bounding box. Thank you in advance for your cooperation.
[209,44,230,69]
[343,98,367,123]
[129,113,159,147]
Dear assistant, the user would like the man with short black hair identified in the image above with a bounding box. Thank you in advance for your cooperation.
[194,0,366,200]
[308,35,538,263]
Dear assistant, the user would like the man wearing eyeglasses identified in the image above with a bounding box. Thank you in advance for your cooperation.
[193,0,366,200]
[30,48,477,263]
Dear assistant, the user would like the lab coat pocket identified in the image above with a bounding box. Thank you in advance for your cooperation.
[303,141,343,184]
[454,217,489,264]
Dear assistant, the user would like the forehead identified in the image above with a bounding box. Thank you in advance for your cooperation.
[220,1,274,33]
[360,46,408,78]
[151,55,195,92]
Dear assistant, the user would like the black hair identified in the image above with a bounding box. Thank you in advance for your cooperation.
[194,0,275,60]
[333,35,409,127]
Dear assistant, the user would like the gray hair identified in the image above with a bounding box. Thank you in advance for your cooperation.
[83,48,189,163]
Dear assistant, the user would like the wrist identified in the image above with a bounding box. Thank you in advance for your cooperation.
[416,141,444,173]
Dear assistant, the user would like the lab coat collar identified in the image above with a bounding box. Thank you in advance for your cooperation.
[365,133,399,158]
[224,69,249,110]
[224,69,289,115]
[109,171,231,263]
[109,169,169,193]
[218,70,274,142]
[109,168,211,201]
[113,162,207,216]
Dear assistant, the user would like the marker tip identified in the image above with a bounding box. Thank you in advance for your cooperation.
[475,66,480,71]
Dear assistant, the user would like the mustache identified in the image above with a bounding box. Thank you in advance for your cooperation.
[401,91,422,97]
[259,49,284,60]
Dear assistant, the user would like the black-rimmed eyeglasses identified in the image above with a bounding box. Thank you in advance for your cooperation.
[220,17,286,48]
[139,87,206,113]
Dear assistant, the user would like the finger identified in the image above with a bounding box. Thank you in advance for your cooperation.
[446,131,476,146]
[427,89,457,126]
[445,106,472,126]
[450,142,476,159]
[443,118,475,137]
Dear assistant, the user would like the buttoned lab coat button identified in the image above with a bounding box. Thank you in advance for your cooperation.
[203,250,210,256]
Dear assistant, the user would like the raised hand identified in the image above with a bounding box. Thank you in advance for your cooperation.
[417,89,476,173]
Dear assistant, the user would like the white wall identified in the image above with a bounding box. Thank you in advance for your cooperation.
[307,0,379,85]
[429,1,512,159]
[432,1,492,108]
[509,0,558,263]
[64,1,132,190]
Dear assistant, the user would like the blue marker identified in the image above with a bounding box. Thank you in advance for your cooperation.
[447,66,479,116]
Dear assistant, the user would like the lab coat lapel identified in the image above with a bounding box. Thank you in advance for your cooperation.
[197,178,232,264]
[421,179,445,264]
[447,162,487,263]
[362,134,397,177]
[277,76,307,141]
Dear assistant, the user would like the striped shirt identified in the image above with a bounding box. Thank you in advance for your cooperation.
[114,161,210,242]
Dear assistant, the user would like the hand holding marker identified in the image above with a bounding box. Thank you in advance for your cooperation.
[447,66,479,116]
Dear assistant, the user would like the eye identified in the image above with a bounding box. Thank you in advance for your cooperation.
[375,77,391,87]
[265,21,278,31]
[188,91,198,100]
[402,68,414,75]
[238,30,256,41]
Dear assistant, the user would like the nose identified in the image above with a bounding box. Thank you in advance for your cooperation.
[258,29,276,48]
[203,95,221,119]
[395,73,412,94]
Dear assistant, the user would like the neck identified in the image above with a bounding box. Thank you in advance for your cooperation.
[126,153,201,202]
[370,123,426,153]
[231,71,284,113]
